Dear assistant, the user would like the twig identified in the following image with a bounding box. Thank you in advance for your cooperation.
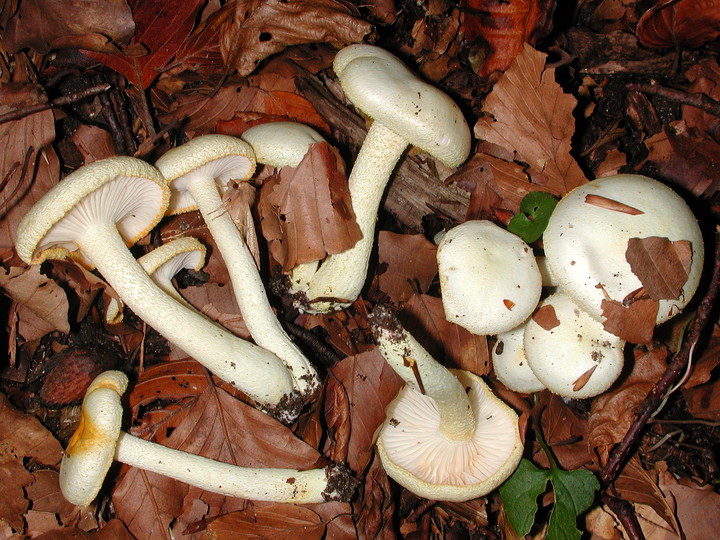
[0,83,112,125]
[600,231,720,485]
[627,82,720,118]
[601,493,645,540]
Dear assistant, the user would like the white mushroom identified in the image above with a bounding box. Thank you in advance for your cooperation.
[60,371,357,507]
[299,45,471,313]
[543,174,704,327]
[437,220,543,336]
[524,292,625,399]
[105,236,207,323]
[370,306,523,501]
[155,134,320,399]
[14,157,298,422]
[492,325,546,393]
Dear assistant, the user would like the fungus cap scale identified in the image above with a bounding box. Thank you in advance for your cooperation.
[543,174,704,325]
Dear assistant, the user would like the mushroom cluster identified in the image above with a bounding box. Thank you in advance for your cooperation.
[473,174,704,398]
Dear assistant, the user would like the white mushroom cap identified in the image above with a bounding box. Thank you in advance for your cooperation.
[543,174,704,326]
[155,134,256,214]
[59,370,127,506]
[492,325,546,393]
[333,44,471,168]
[241,122,326,168]
[524,292,625,399]
[437,220,543,335]
[15,157,168,268]
[376,369,523,502]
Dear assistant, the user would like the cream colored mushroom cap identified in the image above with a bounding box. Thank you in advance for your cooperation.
[59,370,128,506]
[438,220,542,336]
[155,134,256,214]
[524,292,625,399]
[493,325,546,393]
[15,157,169,267]
[241,122,326,168]
[376,370,523,502]
[139,236,206,277]
[333,44,471,168]
[543,174,704,325]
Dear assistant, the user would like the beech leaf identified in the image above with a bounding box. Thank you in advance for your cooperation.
[377,231,438,303]
[637,0,720,49]
[625,236,693,300]
[473,44,588,196]
[601,297,659,344]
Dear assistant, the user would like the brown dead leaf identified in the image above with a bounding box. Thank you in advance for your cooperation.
[2,0,134,54]
[537,394,593,471]
[353,452,397,540]
[588,345,668,466]
[33,519,134,539]
[258,142,360,272]
[683,58,720,135]
[400,294,490,376]
[532,304,560,331]
[0,265,70,335]
[601,297,659,344]
[69,124,117,164]
[626,237,692,301]
[203,503,325,539]
[661,482,720,539]
[636,0,720,49]
[323,348,403,473]
[376,231,437,304]
[24,470,77,526]
[473,44,588,195]
[683,376,720,420]
[614,455,680,534]
[219,0,372,78]
[461,0,556,77]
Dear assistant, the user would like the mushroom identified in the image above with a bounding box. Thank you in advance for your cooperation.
[543,174,704,327]
[524,291,625,399]
[60,371,357,507]
[370,306,523,501]
[105,236,207,323]
[299,44,471,313]
[155,134,320,399]
[436,220,543,336]
[492,325,546,393]
[14,157,298,422]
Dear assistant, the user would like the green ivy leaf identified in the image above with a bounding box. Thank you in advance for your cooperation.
[499,459,550,536]
[500,458,600,540]
[507,191,558,243]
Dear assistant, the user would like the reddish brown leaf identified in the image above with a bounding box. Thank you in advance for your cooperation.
[473,44,588,195]
[219,0,372,78]
[84,0,206,89]
[584,194,644,215]
[625,237,693,301]
[536,394,593,471]
[258,142,361,272]
[531,304,560,331]
[376,231,437,304]
[400,294,490,376]
[573,364,598,392]
[637,0,720,49]
[588,346,669,466]
[683,377,720,420]
[600,297,659,344]
[460,0,556,77]
[204,503,325,539]
[2,0,134,54]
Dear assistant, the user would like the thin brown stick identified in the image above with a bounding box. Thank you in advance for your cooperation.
[601,493,645,540]
[627,82,720,118]
[600,231,720,485]
[0,83,111,125]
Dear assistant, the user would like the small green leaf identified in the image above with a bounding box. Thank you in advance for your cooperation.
[508,191,558,243]
[547,468,600,540]
[499,459,551,536]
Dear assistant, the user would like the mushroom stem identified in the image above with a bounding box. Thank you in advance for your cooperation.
[303,123,408,313]
[114,432,340,503]
[371,306,476,441]
[185,177,320,397]
[76,221,297,421]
